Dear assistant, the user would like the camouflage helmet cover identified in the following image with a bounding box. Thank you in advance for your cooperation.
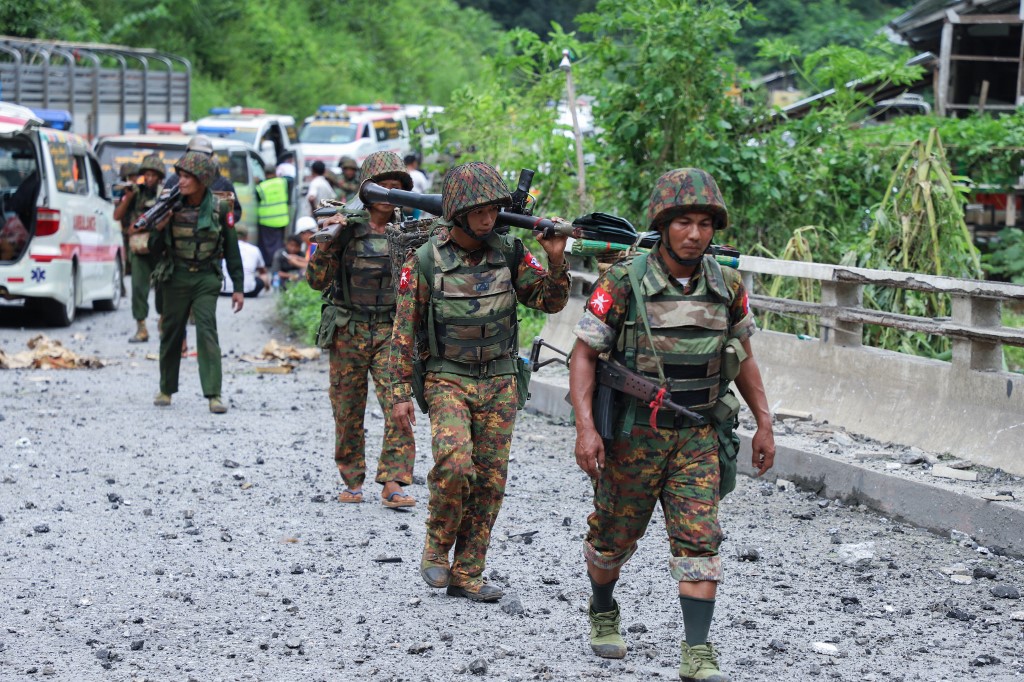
[139,153,166,178]
[339,156,359,170]
[119,162,140,180]
[441,161,512,222]
[646,168,729,230]
[356,151,413,204]
[174,150,218,188]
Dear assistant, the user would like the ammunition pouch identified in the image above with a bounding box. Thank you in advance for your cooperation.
[151,257,174,285]
[316,304,352,349]
[710,389,741,498]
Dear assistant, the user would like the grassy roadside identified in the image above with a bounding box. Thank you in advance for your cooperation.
[276,282,322,346]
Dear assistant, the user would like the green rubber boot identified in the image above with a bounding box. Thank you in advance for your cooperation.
[679,641,729,681]
[588,599,626,659]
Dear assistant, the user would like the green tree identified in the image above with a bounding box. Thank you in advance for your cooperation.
[0,0,99,40]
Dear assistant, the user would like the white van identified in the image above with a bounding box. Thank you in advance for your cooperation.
[297,105,412,188]
[94,133,268,241]
[0,103,122,326]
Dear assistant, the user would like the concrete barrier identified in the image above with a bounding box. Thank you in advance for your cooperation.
[753,330,1024,475]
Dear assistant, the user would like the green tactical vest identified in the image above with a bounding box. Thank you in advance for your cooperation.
[256,176,290,228]
[331,225,396,315]
[416,232,521,376]
[616,252,732,411]
[169,194,225,270]
[129,184,161,230]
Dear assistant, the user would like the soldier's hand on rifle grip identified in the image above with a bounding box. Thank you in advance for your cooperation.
[575,426,605,479]
[392,401,416,436]
[321,213,348,229]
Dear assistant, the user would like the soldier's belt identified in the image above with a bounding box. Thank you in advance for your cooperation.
[424,356,517,378]
[173,258,216,273]
[634,403,710,430]
[333,306,394,323]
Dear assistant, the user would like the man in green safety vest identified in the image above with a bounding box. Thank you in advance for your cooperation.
[256,164,291,264]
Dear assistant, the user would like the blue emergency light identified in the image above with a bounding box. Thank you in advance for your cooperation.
[318,105,345,113]
[197,125,236,135]
[30,108,73,130]
[209,107,233,115]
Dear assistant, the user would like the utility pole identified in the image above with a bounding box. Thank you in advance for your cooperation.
[560,49,589,213]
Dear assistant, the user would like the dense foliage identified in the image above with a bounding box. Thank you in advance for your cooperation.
[8,0,499,119]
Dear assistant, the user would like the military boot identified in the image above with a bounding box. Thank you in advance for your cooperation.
[129,320,148,343]
[679,641,729,682]
[446,577,503,603]
[588,599,626,659]
[153,392,171,407]
[209,396,228,414]
[420,549,450,588]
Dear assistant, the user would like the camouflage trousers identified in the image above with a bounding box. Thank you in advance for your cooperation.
[328,318,414,490]
[423,373,517,583]
[584,423,724,583]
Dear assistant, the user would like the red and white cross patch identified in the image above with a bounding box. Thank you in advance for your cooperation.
[587,286,613,320]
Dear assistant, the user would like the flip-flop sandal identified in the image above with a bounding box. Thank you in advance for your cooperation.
[338,488,364,503]
[382,490,416,508]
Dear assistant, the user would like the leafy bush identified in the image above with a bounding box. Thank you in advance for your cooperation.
[277,282,322,346]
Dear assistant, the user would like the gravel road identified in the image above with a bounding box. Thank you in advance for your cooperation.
[1,295,1022,681]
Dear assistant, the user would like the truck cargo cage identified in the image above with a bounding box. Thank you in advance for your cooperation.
[0,36,191,139]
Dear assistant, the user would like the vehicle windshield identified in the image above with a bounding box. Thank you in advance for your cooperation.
[299,122,358,144]
[0,135,39,262]
[209,129,258,145]
[95,142,231,192]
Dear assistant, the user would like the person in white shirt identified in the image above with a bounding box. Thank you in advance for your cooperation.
[306,160,336,216]
[403,153,432,219]
[221,227,269,298]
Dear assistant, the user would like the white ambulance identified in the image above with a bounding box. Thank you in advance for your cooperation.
[0,103,122,326]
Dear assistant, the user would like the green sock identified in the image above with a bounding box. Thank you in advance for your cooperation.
[679,596,715,645]
[589,574,618,613]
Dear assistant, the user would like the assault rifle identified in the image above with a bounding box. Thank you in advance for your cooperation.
[529,338,705,441]
[360,169,579,240]
[309,205,371,244]
[132,187,180,231]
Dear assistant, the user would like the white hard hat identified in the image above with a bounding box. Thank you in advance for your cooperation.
[187,134,214,155]
[295,216,317,234]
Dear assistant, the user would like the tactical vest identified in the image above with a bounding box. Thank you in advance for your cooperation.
[169,194,225,271]
[256,176,290,228]
[330,223,396,318]
[417,233,521,377]
[615,253,733,413]
[129,184,161,228]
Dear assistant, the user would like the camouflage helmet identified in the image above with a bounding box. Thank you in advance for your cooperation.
[174,151,218,188]
[646,168,729,230]
[441,161,512,222]
[120,162,140,180]
[357,151,413,204]
[138,154,166,178]
[339,156,359,171]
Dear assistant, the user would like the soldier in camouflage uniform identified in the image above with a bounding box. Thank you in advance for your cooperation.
[149,151,245,414]
[391,161,571,602]
[326,156,360,203]
[117,162,140,277]
[306,151,416,507]
[568,169,776,680]
[114,154,166,343]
